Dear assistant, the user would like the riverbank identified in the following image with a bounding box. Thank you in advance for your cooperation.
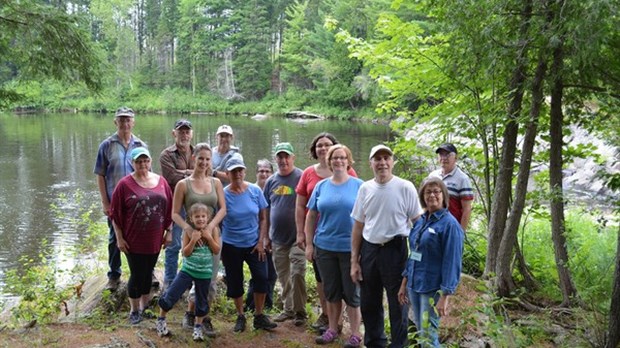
[6,86,380,122]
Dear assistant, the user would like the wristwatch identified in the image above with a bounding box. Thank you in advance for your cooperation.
[213,170,218,177]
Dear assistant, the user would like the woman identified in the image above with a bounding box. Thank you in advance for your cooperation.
[295,132,356,330]
[171,142,226,335]
[245,159,277,311]
[110,147,173,325]
[398,177,464,347]
[221,153,276,332]
[305,145,364,347]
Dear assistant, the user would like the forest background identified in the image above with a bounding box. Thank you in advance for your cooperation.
[1,0,620,347]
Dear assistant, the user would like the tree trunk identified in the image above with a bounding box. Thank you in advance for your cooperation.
[485,0,533,277]
[496,49,546,297]
[606,223,620,348]
[514,241,539,292]
[549,34,579,307]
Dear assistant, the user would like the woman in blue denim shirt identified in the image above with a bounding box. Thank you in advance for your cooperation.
[398,177,464,347]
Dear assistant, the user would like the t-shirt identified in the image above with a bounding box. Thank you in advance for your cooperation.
[307,177,364,252]
[428,166,474,222]
[351,176,423,244]
[212,146,240,186]
[222,183,268,248]
[110,175,172,254]
[94,133,147,199]
[295,164,357,199]
[263,168,302,246]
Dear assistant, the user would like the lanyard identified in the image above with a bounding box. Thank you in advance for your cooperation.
[414,210,446,251]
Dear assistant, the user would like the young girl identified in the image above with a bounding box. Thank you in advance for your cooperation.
[156,202,221,341]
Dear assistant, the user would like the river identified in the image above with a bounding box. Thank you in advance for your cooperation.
[0,112,391,296]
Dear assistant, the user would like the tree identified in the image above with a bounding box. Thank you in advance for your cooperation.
[0,0,104,104]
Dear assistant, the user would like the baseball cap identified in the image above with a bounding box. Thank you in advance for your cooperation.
[115,107,135,118]
[435,143,458,154]
[369,144,393,159]
[216,125,234,135]
[226,153,246,171]
[131,147,151,160]
[274,142,294,155]
[174,119,192,130]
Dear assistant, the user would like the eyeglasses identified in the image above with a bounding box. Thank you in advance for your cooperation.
[330,156,348,161]
[438,152,455,158]
[424,190,443,196]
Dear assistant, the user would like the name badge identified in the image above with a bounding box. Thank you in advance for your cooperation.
[428,227,436,234]
[410,251,422,262]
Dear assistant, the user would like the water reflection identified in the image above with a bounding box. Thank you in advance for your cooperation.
[0,112,390,296]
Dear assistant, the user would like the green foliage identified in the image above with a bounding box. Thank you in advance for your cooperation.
[5,241,72,327]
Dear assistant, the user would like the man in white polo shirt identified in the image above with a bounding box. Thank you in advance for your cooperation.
[350,144,423,348]
[428,143,474,231]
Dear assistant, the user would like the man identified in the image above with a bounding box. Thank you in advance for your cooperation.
[350,144,423,348]
[263,142,307,326]
[428,143,474,231]
[94,107,147,291]
[211,124,239,186]
[159,119,194,287]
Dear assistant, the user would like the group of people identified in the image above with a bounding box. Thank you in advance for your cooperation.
[94,106,474,347]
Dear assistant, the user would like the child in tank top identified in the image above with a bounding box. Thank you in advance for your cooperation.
[156,203,221,341]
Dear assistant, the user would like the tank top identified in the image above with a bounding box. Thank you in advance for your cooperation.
[182,177,219,217]
[181,242,213,279]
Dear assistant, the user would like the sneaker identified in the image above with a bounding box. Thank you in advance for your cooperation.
[182,311,195,330]
[128,311,142,325]
[343,334,362,348]
[202,317,216,338]
[293,312,307,327]
[253,313,277,330]
[312,313,329,330]
[315,328,338,344]
[156,318,170,337]
[192,325,204,341]
[233,314,246,333]
[273,311,294,322]
[105,278,120,291]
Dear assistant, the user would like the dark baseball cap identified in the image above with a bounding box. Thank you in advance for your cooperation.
[435,143,458,154]
[174,119,192,129]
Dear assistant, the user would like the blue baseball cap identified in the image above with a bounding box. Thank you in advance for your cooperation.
[226,153,246,171]
[131,147,151,160]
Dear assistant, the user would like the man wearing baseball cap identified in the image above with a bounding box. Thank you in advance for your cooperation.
[212,124,239,185]
[94,106,147,291]
[263,142,307,326]
[350,144,423,347]
[428,143,474,231]
[159,119,195,288]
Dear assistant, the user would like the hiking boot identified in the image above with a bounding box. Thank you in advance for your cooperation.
[182,311,195,330]
[156,318,170,337]
[273,311,294,322]
[203,317,216,338]
[312,313,329,330]
[192,325,204,341]
[343,334,362,348]
[293,312,307,327]
[128,311,142,325]
[233,314,246,332]
[315,328,338,344]
[105,277,120,291]
[253,313,277,331]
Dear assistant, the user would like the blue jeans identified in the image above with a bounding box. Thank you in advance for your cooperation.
[408,290,441,347]
[359,237,409,348]
[107,219,122,280]
[159,271,211,317]
[164,209,185,285]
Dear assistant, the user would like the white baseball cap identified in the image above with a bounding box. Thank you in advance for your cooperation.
[216,124,233,135]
